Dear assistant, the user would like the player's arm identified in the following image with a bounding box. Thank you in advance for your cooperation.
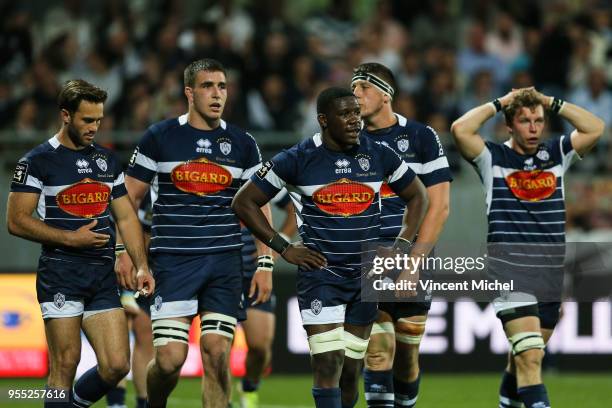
[450,104,491,160]
[232,181,327,270]
[110,195,154,294]
[278,201,297,240]
[414,182,450,256]
[533,91,606,157]
[395,178,429,248]
[7,192,109,248]
[250,203,274,305]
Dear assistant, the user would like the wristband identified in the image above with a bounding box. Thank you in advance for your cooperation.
[115,244,126,255]
[393,237,413,254]
[269,233,290,255]
[550,97,565,114]
[492,98,503,113]
[257,255,274,271]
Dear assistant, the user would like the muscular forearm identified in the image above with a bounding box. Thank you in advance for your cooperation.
[397,195,428,246]
[255,204,273,257]
[233,198,276,246]
[8,214,72,247]
[559,101,605,154]
[116,214,148,271]
[414,203,449,257]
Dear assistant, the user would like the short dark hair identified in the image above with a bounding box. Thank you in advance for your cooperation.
[316,87,355,115]
[184,58,226,87]
[503,89,544,125]
[58,79,107,114]
[352,62,397,94]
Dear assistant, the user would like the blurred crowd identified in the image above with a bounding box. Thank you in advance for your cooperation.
[0,0,610,162]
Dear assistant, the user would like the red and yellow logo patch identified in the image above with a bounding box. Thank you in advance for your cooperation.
[171,158,233,196]
[312,178,374,217]
[505,170,557,201]
[380,182,396,198]
[56,178,111,218]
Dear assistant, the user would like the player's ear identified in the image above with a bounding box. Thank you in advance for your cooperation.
[317,113,327,130]
[184,87,193,104]
[60,109,71,125]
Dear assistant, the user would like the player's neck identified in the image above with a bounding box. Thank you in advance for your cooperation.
[322,133,357,152]
[364,108,396,131]
[187,110,220,131]
[509,138,536,155]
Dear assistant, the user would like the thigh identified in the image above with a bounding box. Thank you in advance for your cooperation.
[82,309,130,365]
[242,309,275,349]
[45,316,83,362]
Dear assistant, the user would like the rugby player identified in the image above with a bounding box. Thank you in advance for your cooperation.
[122,58,272,408]
[107,194,155,408]
[451,87,604,408]
[6,79,154,408]
[239,189,297,408]
[352,62,452,408]
[232,87,428,408]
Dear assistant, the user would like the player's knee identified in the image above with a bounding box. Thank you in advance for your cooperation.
[514,348,543,373]
[312,350,344,380]
[154,345,188,376]
[49,349,80,379]
[365,349,393,371]
[99,356,130,384]
[201,339,231,374]
[247,343,271,363]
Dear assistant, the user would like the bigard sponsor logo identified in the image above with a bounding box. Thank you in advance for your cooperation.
[56,178,111,217]
[312,178,374,216]
[505,170,556,201]
[171,158,233,196]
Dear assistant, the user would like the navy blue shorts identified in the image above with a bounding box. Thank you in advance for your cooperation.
[240,276,276,316]
[150,251,242,320]
[36,256,121,320]
[297,269,377,326]
[378,300,431,321]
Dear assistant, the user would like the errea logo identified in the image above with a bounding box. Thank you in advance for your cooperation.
[76,159,93,174]
[196,138,212,154]
[335,158,351,174]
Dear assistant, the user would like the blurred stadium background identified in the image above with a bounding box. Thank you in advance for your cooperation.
[0,0,610,407]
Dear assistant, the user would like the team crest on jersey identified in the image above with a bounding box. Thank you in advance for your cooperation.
[312,178,374,217]
[171,158,233,196]
[12,162,28,184]
[95,157,108,172]
[76,159,93,174]
[505,170,557,201]
[56,178,111,218]
[379,182,396,198]
[311,299,322,315]
[154,296,162,311]
[54,293,65,309]
[355,154,371,172]
[536,149,550,161]
[218,138,232,155]
[396,138,410,152]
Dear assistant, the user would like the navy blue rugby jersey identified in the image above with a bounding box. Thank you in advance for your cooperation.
[10,135,127,264]
[251,133,416,278]
[127,114,262,254]
[241,189,291,277]
[362,113,452,238]
[471,135,578,245]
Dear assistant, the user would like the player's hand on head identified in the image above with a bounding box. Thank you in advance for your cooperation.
[68,219,111,248]
[282,242,327,270]
[136,267,155,298]
[250,268,272,305]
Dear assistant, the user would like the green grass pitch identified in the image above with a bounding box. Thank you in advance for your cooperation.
[1,373,610,407]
